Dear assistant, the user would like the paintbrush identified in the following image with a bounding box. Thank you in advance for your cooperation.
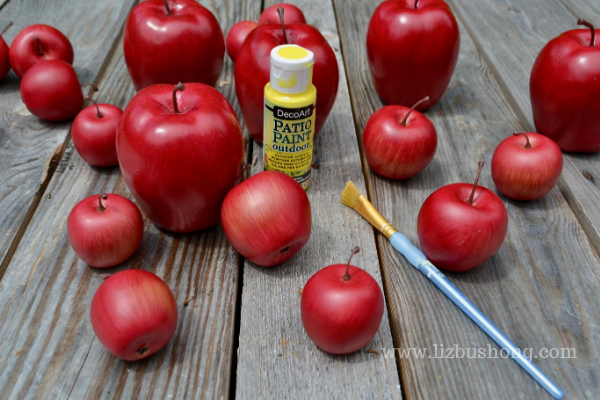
[341,181,563,400]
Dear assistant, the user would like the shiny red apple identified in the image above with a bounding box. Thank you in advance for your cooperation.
[491,132,563,201]
[117,83,244,233]
[0,21,12,80]
[226,20,259,62]
[301,247,384,354]
[530,19,600,153]
[72,95,123,167]
[124,0,225,91]
[363,96,437,179]
[21,59,83,121]
[235,9,338,141]
[259,3,306,24]
[417,161,508,272]
[9,23,74,79]
[90,269,178,361]
[221,171,311,267]
[68,193,144,268]
[366,0,460,109]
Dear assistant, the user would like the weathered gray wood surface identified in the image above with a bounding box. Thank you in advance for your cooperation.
[0,0,138,273]
[0,1,254,399]
[234,0,402,399]
[447,0,600,256]
[335,0,600,398]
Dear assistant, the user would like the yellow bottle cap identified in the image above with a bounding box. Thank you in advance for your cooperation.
[270,44,314,94]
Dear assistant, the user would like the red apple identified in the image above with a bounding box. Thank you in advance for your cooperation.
[221,171,311,267]
[124,0,225,91]
[301,247,384,354]
[9,23,74,79]
[68,193,144,268]
[72,96,123,167]
[90,270,178,361]
[530,19,600,153]
[366,0,460,109]
[235,9,338,142]
[417,161,508,272]
[20,59,83,121]
[117,83,244,233]
[259,3,306,24]
[363,96,437,179]
[492,132,563,201]
[0,21,12,80]
[226,20,259,62]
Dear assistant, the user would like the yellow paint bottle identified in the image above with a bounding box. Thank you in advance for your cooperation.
[264,44,316,190]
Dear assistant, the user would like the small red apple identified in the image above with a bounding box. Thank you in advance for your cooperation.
[226,20,259,62]
[68,193,144,268]
[301,247,384,354]
[363,96,437,179]
[221,171,311,267]
[72,95,123,167]
[366,0,460,109]
[259,3,306,24]
[0,21,13,80]
[492,132,563,201]
[90,269,178,361]
[9,23,74,79]
[530,19,600,152]
[124,0,225,90]
[417,161,508,272]
[20,59,83,121]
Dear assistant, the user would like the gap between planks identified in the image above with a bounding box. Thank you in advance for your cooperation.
[0,0,141,281]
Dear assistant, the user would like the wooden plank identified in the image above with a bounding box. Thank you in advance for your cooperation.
[0,0,139,269]
[446,0,600,256]
[334,0,600,398]
[0,1,258,398]
[234,1,402,399]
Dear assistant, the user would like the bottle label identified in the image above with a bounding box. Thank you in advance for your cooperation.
[263,98,316,190]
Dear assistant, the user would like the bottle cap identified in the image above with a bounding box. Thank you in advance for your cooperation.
[270,44,314,94]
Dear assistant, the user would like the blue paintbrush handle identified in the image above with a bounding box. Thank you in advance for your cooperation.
[389,232,564,399]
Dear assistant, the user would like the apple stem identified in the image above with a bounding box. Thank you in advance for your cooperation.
[86,96,104,119]
[278,7,288,44]
[577,19,596,47]
[34,37,44,56]
[414,0,419,9]
[343,246,361,281]
[467,161,485,205]
[1,21,12,36]
[81,83,99,93]
[400,96,430,126]
[163,0,173,16]
[172,82,185,114]
[513,132,532,149]
[98,194,108,212]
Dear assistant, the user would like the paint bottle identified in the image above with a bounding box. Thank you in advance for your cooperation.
[264,44,316,190]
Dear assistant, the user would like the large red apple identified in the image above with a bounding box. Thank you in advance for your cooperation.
[417,161,508,272]
[117,83,244,233]
[363,96,437,179]
[235,11,338,142]
[530,19,600,153]
[366,0,460,109]
[492,132,563,201]
[301,247,384,354]
[259,3,306,24]
[226,20,258,62]
[9,23,74,79]
[221,171,311,267]
[0,21,12,80]
[124,0,225,91]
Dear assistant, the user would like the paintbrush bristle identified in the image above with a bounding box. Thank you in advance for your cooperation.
[340,181,363,208]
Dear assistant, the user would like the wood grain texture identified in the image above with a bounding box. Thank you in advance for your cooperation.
[0,1,258,399]
[0,0,138,269]
[234,0,402,399]
[334,0,600,398]
[446,0,600,258]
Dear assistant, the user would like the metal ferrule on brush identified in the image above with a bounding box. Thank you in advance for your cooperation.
[353,195,398,239]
